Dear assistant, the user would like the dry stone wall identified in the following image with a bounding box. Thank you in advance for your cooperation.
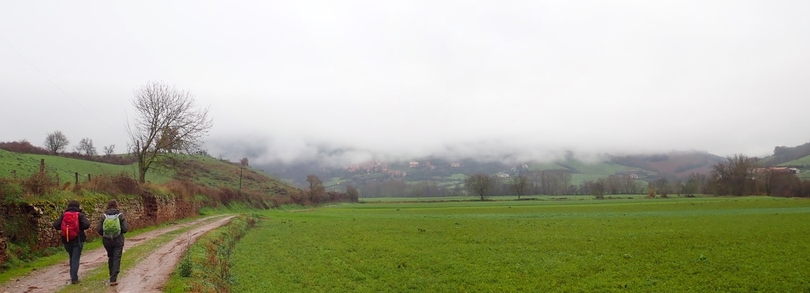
[0,195,201,265]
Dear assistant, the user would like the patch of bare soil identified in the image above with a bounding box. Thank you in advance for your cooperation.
[0,215,232,293]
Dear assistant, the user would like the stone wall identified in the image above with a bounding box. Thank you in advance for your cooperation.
[0,195,201,265]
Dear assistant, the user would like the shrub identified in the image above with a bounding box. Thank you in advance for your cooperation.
[0,140,50,155]
[22,172,56,195]
[165,180,204,200]
[83,173,141,195]
[0,178,23,201]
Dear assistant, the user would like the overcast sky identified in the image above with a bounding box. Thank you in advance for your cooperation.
[2,1,809,165]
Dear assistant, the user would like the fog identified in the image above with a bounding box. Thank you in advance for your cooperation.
[2,1,809,166]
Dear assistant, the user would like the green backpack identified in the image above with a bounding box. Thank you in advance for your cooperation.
[102,213,122,238]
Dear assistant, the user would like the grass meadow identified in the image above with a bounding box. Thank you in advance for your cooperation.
[230,197,810,292]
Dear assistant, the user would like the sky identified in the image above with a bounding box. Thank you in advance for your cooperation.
[2,1,809,166]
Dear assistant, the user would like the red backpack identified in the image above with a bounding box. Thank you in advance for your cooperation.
[61,211,80,242]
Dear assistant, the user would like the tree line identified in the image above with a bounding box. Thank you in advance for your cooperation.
[461,154,810,199]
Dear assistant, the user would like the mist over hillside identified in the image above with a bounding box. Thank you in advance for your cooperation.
[207,135,701,168]
[244,148,725,189]
[206,134,810,190]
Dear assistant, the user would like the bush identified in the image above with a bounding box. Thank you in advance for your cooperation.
[83,173,141,195]
[0,141,50,155]
[165,180,205,200]
[22,172,56,195]
[0,178,23,201]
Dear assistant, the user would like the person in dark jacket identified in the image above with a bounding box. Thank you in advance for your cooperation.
[96,199,129,286]
[52,200,91,284]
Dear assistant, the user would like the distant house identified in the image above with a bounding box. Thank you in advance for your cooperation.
[409,161,419,168]
[450,162,461,168]
[614,169,640,179]
[494,172,510,178]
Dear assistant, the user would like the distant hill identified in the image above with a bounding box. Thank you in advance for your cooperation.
[778,155,810,167]
[609,151,725,178]
[254,151,724,192]
[525,158,643,183]
[776,155,810,180]
[0,149,297,195]
[761,142,810,166]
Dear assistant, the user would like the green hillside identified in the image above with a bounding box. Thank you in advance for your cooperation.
[550,159,635,184]
[313,157,651,197]
[0,149,170,183]
[778,155,810,179]
[762,142,810,166]
[778,155,810,167]
[0,149,296,195]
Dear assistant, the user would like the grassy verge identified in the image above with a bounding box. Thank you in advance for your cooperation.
[164,214,259,293]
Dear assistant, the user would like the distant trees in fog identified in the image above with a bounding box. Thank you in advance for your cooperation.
[350,154,810,198]
[75,137,97,156]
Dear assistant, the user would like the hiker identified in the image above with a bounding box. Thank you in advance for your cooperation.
[52,200,91,284]
[96,199,129,286]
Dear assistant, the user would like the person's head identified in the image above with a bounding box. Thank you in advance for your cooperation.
[68,200,80,209]
[105,199,118,210]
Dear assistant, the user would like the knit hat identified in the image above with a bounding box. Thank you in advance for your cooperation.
[68,200,80,208]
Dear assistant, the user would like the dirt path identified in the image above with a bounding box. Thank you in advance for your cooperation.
[0,215,233,293]
[109,216,234,293]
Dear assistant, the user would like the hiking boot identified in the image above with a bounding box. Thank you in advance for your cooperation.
[110,281,119,286]
[71,280,80,285]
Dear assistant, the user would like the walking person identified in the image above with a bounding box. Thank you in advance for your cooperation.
[97,199,129,286]
[52,200,91,284]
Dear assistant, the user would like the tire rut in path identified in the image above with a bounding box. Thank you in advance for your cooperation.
[0,215,229,293]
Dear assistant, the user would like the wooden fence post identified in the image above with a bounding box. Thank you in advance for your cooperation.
[39,159,45,174]
[75,172,79,186]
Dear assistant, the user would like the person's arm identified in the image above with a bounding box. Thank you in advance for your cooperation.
[53,213,63,230]
[79,213,92,230]
[120,213,129,234]
[96,215,104,235]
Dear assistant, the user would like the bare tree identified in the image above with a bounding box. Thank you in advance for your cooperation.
[239,157,249,191]
[306,174,325,203]
[465,173,493,200]
[681,172,706,196]
[709,154,758,196]
[346,185,359,202]
[103,144,115,156]
[128,81,213,183]
[75,137,97,156]
[654,177,670,197]
[530,169,572,195]
[592,180,605,199]
[510,174,529,199]
[44,131,69,154]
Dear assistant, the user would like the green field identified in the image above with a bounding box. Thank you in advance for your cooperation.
[0,149,172,183]
[230,197,810,292]
[0,149,295,193]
